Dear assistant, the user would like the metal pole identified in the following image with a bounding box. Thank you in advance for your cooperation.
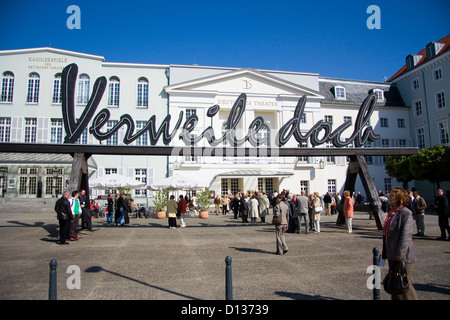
[225,256,233,300]
[49,259,57,300]
[372,247,380,300]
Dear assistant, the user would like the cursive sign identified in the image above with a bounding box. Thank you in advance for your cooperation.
[61,63,380,148]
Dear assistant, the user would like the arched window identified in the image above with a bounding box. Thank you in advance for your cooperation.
[257,123,271,147]
[27,72,40,104]
[1,71,14,103]
[108,76,120,107]
[52,73,62,104]
[137,77,148,108]
[76,74,90,105]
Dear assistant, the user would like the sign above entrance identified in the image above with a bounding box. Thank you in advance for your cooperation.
[60,63,380,150]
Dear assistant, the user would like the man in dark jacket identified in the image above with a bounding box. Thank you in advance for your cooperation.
[55,191,72,245]
[435,188,450,240]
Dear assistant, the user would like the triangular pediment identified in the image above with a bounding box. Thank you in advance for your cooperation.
[165,68,324,99]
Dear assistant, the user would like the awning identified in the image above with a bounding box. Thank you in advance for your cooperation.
[0,153,97,170]
[214,169,294,179]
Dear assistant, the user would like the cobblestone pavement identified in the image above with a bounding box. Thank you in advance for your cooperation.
[0,209,449,300]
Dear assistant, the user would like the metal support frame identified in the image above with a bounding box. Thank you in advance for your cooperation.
[344,155,386,230]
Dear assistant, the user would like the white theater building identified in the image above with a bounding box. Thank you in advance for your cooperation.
[0,47,412,203]
[166,65,411,197]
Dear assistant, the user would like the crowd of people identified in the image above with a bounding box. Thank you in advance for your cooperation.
[54,189,95,245]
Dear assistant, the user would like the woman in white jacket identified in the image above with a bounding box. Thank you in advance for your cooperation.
[249,194,259,224]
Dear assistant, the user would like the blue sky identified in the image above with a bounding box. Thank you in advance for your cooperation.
[1,0,449,81]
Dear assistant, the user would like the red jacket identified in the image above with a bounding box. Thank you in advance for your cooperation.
[178,198,187,213]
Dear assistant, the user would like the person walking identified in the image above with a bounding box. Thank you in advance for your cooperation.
[232,193,240,219]
[258,192,269,223]
[240,194,249,223]
[343,190,354,233]
[273,193,290,255]
[79,189,92,231]
[54,191,72,245]
[115,192,127,226]
[106,192,114,224]
[412,190,426,237]
[323,192,332,216]
[68,190,82,240]
[312,192,322,233]
[382,187,417,300]
[178,194,187,228]
[167,195,178,229]
[214,195,221,215]
[296,190,310,234]
[434,188,450,240]
[221,195,229,215]
[249,193,259,224]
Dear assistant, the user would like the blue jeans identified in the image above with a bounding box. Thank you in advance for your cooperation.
[107,211,113,224]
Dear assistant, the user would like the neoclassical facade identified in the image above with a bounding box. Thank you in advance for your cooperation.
[0,46,414,203]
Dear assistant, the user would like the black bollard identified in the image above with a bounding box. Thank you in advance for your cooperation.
[372,247,380,300]
[49,259,57,300]
[225,256,233,300]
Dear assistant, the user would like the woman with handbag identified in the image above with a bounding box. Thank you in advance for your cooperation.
[382,187,417,300]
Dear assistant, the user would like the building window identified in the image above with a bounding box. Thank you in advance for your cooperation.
[416,127,425,149]
[300,180,309,194]
[327,179,336,194]
[137,77,149,108]
[300,114,307,123]
[324,115,333,125]
[108,77,120,107]
[438,120,449,144]
[26,73,40,104]
[134,169,147,197]
[1,71,14,103]
[186,109,196,119]
[77,74,90,105]
[136,121,148,146]
[297,142,308,163]
[76,127,88,145]
[412,78,420,90]
[50,119,63,144]
[380,118,388,127]
[106,121,118,145]
[221,179,229,196]
[0,117,11,142]
[256,123,270,147]
[52,73,62,104]
[382,139,389,163]
[414,100,423,116]
[433,68,442,81]
[373,89,384,102]
[399,139,407,147]
[384,178,391,194]
[344,116,352,124]
[24,118,37,143]
[435,91,446,109]
[397,119,405,128]
[230,178,239,195]
[105,168,117,175]
[364,141,373,164]
[325,141,335,164]
[334,86,346,99]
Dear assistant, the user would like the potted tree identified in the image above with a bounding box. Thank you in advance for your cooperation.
[153,189,168,219]
[196,187,212,219]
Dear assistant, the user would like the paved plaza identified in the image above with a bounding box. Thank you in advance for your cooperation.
[0,206,449,300]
